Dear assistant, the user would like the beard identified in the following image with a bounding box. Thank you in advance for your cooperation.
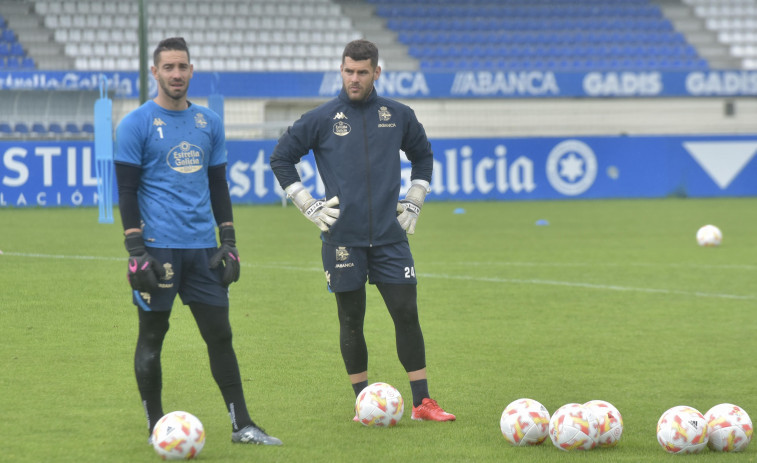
[344,82,372,102]
[158,77,188,101]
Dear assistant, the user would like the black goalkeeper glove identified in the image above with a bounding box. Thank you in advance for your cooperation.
[209,225,240,287]
[124,232,166,292]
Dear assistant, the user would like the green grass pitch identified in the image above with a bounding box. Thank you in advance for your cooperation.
[1,197,755,462]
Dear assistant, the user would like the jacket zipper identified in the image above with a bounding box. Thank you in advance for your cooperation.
[361,106,373,247]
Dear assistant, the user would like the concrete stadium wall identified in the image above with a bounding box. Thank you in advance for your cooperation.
[220,97,757,140]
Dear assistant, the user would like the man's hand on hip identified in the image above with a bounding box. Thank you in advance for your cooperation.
[397,179,430,235]
[286,182,340,232]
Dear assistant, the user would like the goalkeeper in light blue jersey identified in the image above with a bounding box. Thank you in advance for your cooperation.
[114,37,281,447]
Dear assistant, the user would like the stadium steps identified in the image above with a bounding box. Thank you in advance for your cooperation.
[652,0,742,69]
[335,0,420,71]
[0,0,72,70]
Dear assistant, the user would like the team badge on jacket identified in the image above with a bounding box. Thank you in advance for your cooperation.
[378,106,391,121]
[378,106,396,128]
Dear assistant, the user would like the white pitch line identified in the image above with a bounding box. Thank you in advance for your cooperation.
[2,252,753,300]
[0,251,123,261]
[428,261,757,271]
[420,272,755,301]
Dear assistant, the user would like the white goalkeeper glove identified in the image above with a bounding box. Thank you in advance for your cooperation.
[396,179,429,235]
[285,182,340,232]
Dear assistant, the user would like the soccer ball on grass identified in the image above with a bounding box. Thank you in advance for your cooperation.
[355,382,404,427]
[656,405,707,454]
[696,224,722,247]
[583,400,623,447]
[499,398,550,446]
[151,411,206,460]
[548,403,599,451]
[705,403,753,452]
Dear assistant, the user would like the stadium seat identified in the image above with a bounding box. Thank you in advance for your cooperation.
[0,122,12,136]
[31,122,47,136]
[4,57,20,69]
[13,122,29,135]
[64,122,81,136]
[10,43,24,56]
[81,122,94,134]
[48,122,64,135]
[2,28,14,42]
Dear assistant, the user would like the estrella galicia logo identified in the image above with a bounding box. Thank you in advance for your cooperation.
[166,141,204,173]
[545,139,597,196]
[333,121,350,137]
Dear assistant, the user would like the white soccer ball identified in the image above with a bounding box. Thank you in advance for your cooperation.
[500,398,550,446]
[548,403,599,451]
[583,400,623,447]
[696,224,722,247]
[656,405,708,454]
[151,411,206,460]
[355,382,404,427]
[705,403,753,452]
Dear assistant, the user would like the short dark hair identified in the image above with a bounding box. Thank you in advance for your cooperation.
[153,37,190,66]
[342,39,379,68]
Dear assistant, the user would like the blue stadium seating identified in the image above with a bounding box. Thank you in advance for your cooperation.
[48,122,64,135]
[2,28,15,42]
[0,23,34,70]
[13,122,29,135]
[3,57,20,69]
[31,122,47,136]
[64,122,81,136]
[10,42,24,56]
[0,122,13,136]
[372,0,708,71]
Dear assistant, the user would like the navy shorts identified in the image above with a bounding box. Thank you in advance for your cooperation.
[321,241,417,292]
[131,247,229,312]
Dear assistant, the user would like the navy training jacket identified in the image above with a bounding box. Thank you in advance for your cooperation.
[270,88,434,247]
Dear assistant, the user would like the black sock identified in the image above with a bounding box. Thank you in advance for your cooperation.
[227,400,253,432]
[142,399,163,436]
[410,379,429,407]
[135,309,170,435]
[189,303,252,432]
[352,380,369,397]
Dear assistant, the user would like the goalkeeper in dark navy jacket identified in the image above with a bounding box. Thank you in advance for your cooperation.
[270,39,455,422]
[114,37,281,446]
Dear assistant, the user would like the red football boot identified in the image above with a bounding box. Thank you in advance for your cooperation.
[411,398,456,421]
